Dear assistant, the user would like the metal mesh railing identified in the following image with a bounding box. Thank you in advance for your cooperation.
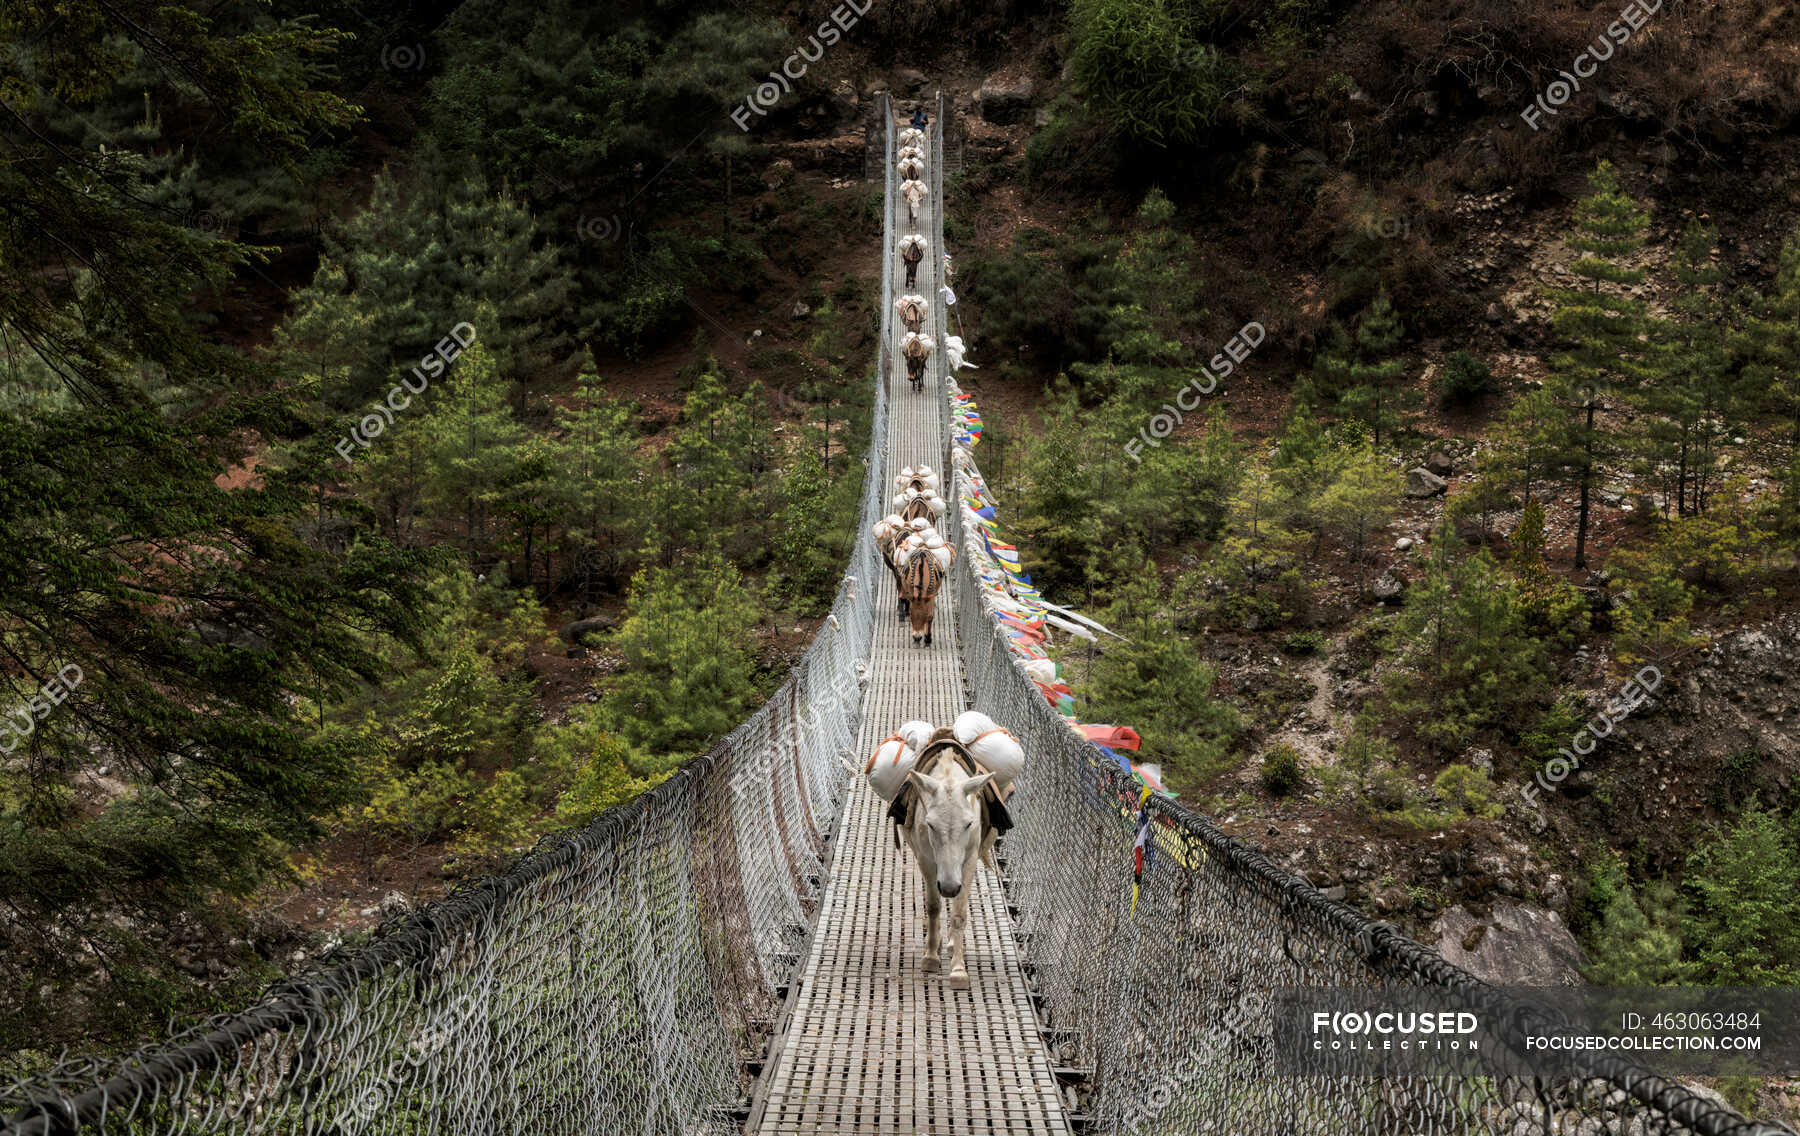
[946,406,1790,1136]
[0,113,896,1136]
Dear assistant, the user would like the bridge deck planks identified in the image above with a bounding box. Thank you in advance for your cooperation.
[749,105,1070,1136]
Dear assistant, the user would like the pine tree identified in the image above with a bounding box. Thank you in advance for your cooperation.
[1640,220,1739,516]
[606,553,763,759]
[306,172,576,406]
[436,176,576,400]
[770,448,837,611]
[1682,804,1800,985]
[554,353,644,596]
[1186,405,1246,540]
[0,3,431,1044]
[1487,387,1570,509]
[1270,383,1334,537]
[1327,292,1413,446]
[1544,161,1652,569]
[551,712,664,827]
[654,362,775,562]
[421,336,531,560]
[1382,523,1549,752]
[1193,460,1309,631]
[1085,567,1240,789]
[1735,226,1800,454]
[494,435,562,592]
[1586,879,1684,986]
[272,258,379,411]
[1314,443,1402,588]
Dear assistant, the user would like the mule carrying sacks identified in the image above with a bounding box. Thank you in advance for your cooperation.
[952,710,1025,792]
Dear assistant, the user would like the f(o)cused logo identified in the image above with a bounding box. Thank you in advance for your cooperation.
[381,44,426,71]
[578,215,622,242]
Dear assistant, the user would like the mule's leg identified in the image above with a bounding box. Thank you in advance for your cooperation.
[947,857,975,989]
[922,876,942,973]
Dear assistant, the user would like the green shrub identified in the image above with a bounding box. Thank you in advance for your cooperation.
[1281,629,1325,655]
[1068,0,1231,148]
[1430,763,1504,820]
[1367,767,1414,813]
[1260,744,1304,796]
[1437,350,1495,406]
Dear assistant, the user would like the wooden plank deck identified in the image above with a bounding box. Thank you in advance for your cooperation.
[748,101,1071,1136]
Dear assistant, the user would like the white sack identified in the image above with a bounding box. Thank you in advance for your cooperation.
[864,736,918,801]
[953,710,1026,790]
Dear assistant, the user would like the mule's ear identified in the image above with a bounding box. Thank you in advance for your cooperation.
[958,772,995,799]
[905,770,936,795]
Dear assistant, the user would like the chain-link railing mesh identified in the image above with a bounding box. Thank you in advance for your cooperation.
[0,109,897,1136]
[945,356,1790,1136]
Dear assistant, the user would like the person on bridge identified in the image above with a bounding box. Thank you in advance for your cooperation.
[910,107,927,131]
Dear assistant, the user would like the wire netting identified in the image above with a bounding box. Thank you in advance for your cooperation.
[947,409,1792,1136]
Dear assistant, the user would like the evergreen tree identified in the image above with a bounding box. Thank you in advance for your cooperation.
[1314,443,1402,588]
[1085,568,1240,789]
[1544,161,1652,569]
[606,553,763,759]
[296,172,576,408]
[421,336,531,560]
[554,354,644,596]
[1324,292,1413,446]
[1485,387,1569,510]
[493,435,563,592]
[1269,383,1335,538]
[272,259,378,410]
[1068,0,1229,148]
[1682,804,1800,985]
[0,2,433,1045]
[653,361,775,562]
[770,448,838,612]
[1185,405,1245,541]
[1503,499,1586,648]
[1734,226,1800,453]
[1586,879,1684,986]
[1382,523,1549,752]
[1187,459,1309,631]
[550,712,665,827]
[1639,220,1740,516]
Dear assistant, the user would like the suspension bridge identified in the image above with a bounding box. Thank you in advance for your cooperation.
[1,93,1788,1136]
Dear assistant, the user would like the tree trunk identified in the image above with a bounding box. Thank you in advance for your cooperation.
[1575,400,1596,570]
[1677,437,1689,517]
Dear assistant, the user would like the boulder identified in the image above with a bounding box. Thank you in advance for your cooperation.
[559,614,616,645]
[1406,467,1449,497]
[1456,517,1504,548]
[1395,537,1414,552]
[894,67,927,93]
[792,300,812,319]
[978,78,1035,125]
[1424,451,1454,477]
[1431,903,1588,985]
[1372,569,1407,604]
